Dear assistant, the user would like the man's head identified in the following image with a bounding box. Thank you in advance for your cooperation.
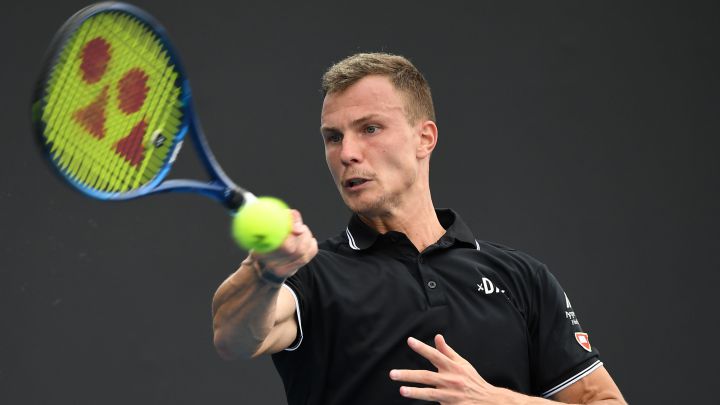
[320,53,438,217]
[321,53,435,125]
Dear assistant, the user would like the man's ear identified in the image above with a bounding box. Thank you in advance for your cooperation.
[416,120,438,159]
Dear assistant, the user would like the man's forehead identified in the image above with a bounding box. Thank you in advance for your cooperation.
[321,75,406,125]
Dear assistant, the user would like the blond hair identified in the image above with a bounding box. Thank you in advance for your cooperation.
[321,53,435,123]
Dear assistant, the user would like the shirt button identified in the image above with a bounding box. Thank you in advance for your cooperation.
[427,280,437,289]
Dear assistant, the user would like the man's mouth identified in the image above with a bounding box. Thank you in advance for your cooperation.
[343,178,370,189]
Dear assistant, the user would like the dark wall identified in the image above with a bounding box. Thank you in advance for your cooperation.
[2,1,718,404]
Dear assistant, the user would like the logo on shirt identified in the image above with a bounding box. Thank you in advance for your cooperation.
[564,292,580,326]
[477,277,505,295]
[574,332,592,352]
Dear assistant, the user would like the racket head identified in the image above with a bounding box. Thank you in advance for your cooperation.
[32,2,191,201]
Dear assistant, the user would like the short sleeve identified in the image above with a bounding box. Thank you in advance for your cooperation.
[281,264,314,351]
[529,264,602,397]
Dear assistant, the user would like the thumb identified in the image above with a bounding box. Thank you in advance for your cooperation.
[290,209,304,235]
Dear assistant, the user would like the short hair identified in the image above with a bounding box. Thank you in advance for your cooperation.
[321,53,435,123]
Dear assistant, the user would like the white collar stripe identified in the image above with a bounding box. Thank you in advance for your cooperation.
[346,227,360,250]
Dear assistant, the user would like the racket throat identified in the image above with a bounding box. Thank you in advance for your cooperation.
[225,187,256,211]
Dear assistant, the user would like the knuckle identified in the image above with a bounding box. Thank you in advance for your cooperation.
[284,240,299,256]
[446,376,466,390]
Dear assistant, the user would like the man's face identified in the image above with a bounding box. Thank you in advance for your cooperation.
[321,75,423,217]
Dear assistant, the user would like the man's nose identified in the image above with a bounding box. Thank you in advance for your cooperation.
[339,134,363,165]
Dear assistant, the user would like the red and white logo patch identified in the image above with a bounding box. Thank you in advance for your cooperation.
[574,332,592,352]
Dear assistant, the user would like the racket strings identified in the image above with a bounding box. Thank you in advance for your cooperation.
[93,13,177,191]
[48,23,123,190]
[49,18,118,189]
[40,11,184,195]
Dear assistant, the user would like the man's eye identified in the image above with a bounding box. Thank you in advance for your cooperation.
[327,133,342,143]
[364,125,379,134]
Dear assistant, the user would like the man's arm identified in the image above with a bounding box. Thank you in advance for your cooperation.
[390,335,627,405]
[552,366,625,404]
[211,210,317,360]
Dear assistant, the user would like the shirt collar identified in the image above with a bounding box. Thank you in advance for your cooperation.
[345,208,477,251]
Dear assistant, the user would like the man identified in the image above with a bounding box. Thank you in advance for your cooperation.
[212,53,626,405]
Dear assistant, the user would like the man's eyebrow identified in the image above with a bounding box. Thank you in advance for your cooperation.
[320,114,387,133]
[350,114,385,127]
[320,125,340,135]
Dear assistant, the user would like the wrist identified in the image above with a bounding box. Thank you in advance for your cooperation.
[494,387,534,405]
[243,257,287,287]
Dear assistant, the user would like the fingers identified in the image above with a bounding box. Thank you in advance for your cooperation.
[407,337,450,370]
[259,235,316,274]
[290,209,304,235]
[393,335,488,402]
[250,208,318,278]
[389,368,453,402]
[435,334,462,361]
[398,386,452,402]
[389,369,442,385]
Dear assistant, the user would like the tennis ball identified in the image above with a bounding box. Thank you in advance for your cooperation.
[232,197,292,253]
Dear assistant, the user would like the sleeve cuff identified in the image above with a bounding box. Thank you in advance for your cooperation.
[541,360,603,398]
[281,283,304,351]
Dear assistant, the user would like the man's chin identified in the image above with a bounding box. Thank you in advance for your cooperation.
[343,195,390,218]
[343,195,370,213]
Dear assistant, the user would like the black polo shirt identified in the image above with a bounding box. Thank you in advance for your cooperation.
[272,209,601,405]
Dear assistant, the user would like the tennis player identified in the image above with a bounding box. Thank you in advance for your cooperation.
[212,53,627,405]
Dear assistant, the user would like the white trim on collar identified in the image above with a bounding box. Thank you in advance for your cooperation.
[346,227,360,250]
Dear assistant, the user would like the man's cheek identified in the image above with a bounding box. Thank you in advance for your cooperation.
[326,159,340,180]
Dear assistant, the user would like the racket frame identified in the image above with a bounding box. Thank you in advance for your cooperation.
[32,2,254,211]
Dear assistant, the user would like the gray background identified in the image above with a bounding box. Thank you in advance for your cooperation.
[2,1,718,404]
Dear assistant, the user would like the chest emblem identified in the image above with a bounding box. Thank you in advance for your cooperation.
[477,277,506,295]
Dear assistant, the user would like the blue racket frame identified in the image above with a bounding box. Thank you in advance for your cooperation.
[32,2,254,211]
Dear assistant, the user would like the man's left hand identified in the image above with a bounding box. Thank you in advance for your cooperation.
[389,334,502,404]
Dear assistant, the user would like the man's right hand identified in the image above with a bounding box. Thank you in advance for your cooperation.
[250,209,318,280]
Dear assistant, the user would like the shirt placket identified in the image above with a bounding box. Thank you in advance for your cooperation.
[417,253,447,307]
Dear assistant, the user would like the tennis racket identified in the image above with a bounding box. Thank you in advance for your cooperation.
[31,2,287,250]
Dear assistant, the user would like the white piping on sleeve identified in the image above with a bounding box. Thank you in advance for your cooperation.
[281,284,304,351]
[542,360,603,398]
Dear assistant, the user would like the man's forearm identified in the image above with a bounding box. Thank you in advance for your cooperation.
[211,257,284,360]
[497,388,627,405]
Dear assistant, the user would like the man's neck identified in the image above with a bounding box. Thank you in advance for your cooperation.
[357,197,446,253]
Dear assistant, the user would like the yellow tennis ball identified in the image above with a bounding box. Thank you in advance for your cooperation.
[232,197,292,253]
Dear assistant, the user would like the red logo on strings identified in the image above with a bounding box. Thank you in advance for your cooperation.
[72,36,150,168]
